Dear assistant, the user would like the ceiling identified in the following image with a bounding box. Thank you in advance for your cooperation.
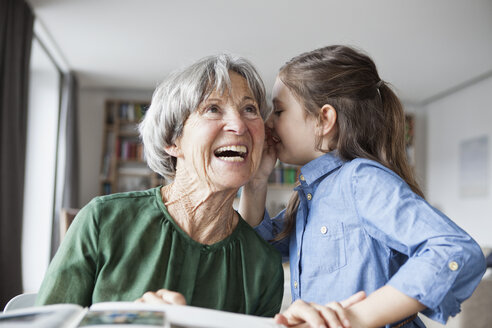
[27,0,492,105]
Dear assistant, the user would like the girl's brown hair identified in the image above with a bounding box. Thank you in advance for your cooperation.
[275,45,423,241]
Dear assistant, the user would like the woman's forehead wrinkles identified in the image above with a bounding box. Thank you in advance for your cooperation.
[204,88,256,107]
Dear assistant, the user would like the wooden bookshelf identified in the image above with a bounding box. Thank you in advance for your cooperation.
[99,99,162,195]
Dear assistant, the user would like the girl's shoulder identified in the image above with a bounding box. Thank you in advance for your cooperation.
[341,157,401,180]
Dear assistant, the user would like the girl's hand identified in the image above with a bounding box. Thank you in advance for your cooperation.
[274,291,366,328]
[239,125,278,227]
[135,289,186,305]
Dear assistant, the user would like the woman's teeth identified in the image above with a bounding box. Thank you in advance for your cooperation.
[214,145,247,162]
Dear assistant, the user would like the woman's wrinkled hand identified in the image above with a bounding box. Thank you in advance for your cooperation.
[274,291,366,328]
[135,289,186,305]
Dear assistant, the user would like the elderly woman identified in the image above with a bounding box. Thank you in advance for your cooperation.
[36,54,284,317]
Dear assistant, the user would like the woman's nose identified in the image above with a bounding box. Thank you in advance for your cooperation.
[224,112,247,135]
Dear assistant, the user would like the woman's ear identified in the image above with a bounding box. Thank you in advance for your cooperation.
[164,144,182,158]
[319,104,337,136]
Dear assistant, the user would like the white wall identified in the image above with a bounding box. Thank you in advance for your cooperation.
[78,88,153,207]
[426,76,492,247]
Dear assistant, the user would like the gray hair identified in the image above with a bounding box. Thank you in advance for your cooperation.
[139,53,269,181]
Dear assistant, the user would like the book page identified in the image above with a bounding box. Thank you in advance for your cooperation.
[90,302,285,328]
[0,304,85,328]
[78,308,166,327]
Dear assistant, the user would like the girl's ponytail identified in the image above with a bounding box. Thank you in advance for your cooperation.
[378,82,424,198]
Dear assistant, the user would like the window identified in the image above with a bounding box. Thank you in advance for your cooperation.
[22,37,61,293]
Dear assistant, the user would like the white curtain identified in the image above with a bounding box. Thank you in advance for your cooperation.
[50,72,79,256]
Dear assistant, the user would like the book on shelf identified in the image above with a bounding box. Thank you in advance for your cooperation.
[118,141,144,162]
[118,103,148,122]
[102,182,112,195]
[268,161,300,185]
[0,302,285,328]
[100,154,112,180]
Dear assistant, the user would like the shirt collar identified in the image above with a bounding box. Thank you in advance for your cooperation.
[300,151,344,186]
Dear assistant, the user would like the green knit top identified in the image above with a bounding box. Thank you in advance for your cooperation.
[36,187,283,317]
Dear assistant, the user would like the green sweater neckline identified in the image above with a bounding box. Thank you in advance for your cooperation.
[153,186,244,252]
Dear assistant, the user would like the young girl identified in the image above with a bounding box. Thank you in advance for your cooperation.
[239,45,486,328]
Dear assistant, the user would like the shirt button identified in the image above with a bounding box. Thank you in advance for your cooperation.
[294,281,298,288]
[297,250,300,256]
[307,193,312,200]
[320,226,327,234]
[300,174,305,181]
[448,261,459,271]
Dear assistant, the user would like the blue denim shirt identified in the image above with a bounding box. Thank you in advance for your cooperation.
[255,153,486,327]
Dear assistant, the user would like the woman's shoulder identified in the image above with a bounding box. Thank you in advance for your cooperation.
[86,187,159,211]
[91,187,158,204]
[80,187,162,225]
[235,218,282,261]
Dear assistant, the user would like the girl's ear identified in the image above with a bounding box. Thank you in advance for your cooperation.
[319,104,337,136]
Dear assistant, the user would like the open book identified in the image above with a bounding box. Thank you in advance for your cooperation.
[0,302,285,328]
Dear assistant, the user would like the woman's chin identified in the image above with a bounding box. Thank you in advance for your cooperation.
[212,159,255,181]
[218,179,249,190]
[212,175,251,191]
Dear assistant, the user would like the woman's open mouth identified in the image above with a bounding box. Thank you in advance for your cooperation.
[214,145,248,162]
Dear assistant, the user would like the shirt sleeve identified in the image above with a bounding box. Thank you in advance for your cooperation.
[351,161,486,324]
[254,209,290,260]
[36,199,100,306]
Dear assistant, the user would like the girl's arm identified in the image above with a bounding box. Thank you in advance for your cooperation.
[345,285,425,328]
[239,176,269,227]
[277,287,422,328]
[239,125,278,227]
[351,161,486,324]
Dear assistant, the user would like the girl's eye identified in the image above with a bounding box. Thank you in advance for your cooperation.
[274,109,283,116]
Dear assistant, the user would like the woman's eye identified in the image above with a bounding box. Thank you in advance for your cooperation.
[244,105,258,114]
[206,105,220,114]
